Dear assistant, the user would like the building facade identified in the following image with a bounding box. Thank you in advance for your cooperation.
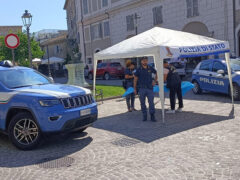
[65,0,239,66]
[40,32,68,60]
[0,26,22,36]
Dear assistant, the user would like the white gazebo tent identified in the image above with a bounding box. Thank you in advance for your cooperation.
[41,57,65,64]
[93,27,234,122]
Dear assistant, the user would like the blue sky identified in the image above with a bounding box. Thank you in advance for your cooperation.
[0,0,67,33]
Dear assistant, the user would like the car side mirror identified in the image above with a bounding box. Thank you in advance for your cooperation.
[217,69,225,75]
[49,77,54,83]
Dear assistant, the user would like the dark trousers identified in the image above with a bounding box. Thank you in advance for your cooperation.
[139,88,155,116]
[169,85,183,110]
[126,93,135,109]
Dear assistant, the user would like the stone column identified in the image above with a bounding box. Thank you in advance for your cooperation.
[65,63,89,87]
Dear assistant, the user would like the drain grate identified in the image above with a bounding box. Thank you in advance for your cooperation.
[111,137,140,147]
[37,156,75,169]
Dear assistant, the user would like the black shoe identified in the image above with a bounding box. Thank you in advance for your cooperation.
[151,114,156,122]
[142,115,147,121]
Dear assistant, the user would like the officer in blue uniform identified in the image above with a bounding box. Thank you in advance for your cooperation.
[134,57,157,121]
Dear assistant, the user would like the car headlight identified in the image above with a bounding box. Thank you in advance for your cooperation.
[39,99,60,107]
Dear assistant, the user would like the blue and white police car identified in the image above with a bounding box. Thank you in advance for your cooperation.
[192,58,240,100]
[0,61,98,150]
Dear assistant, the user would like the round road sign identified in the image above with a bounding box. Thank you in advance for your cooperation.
[4,34,20,49]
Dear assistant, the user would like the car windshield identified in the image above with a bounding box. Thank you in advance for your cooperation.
[111,63,121,67]
[230,59,240,72]
[0,69,51,89]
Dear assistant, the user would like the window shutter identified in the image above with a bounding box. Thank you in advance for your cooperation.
[186,0,192,18]
[153,6,163,26]
[102,0,108,7]
[83,0,89,14]
[90,25,94,41]
[104,21,110,36]
[193,0,199,16]
[126,14,134,31]
[98,23,103,38]
[152,7,157,26]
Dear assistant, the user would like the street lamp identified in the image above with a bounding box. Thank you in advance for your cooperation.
[22,10,33,68]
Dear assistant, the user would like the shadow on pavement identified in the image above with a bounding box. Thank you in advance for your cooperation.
[180,91,240,104]
[94,109,232,144]
[0,131,92,168]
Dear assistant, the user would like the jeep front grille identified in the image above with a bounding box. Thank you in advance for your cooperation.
[61,94,94,109]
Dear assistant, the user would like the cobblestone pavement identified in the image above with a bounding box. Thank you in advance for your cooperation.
[0,92,240,180]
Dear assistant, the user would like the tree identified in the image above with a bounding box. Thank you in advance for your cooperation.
[0,31,44,67]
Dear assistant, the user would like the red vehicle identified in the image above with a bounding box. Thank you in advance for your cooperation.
[88,62,125,80]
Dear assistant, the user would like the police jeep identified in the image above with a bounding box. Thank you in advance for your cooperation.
[0,61,98,150]
[192,58,240,100]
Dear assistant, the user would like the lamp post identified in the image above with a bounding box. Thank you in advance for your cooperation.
[22,10,32,68]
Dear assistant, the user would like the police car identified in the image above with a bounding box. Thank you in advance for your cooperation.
[192,58,240,100]
[0,61,98,150]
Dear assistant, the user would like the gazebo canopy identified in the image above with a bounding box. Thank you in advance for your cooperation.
[93,27,233,122]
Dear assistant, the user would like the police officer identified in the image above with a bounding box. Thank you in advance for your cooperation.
[134,57,157,121]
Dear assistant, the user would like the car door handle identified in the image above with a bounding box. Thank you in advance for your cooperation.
[196,72,199,74]
[209,74,212,76]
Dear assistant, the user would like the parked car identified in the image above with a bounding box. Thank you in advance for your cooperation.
[0,61,98,150]
[88,62,124,80]
[192,58,240,100]
[148,61,186,78]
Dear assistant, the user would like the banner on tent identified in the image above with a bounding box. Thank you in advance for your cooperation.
[179,43,227,54]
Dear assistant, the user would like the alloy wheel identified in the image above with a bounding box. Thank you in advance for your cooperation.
[13,118,39,145]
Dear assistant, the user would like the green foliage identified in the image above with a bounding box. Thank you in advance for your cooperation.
[0,31,44,67]
[64,53,72,65]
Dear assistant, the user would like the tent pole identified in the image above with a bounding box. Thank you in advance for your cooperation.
[93,56,98,97]
[225,53,235,110]
[154,51,165,123]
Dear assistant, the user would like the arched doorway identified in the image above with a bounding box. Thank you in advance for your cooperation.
[182,22,210,72]
[182,22,210,36]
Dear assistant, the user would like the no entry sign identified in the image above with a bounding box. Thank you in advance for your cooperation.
[5,34,20,49]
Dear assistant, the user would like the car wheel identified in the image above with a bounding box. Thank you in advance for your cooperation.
[104,72,110,80]
[192,81,202,94]
[8,112,42,150]
[229,83,240,101]
[76,127,87,133]
[88,73,93,80]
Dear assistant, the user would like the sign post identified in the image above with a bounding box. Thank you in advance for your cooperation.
[4,34,20,65]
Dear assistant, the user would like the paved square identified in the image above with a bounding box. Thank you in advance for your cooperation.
[0,92,239,180]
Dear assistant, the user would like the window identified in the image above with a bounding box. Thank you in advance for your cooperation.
[83,0,89,15]
[110,63,121,67]
[212,62,225,72]
[126,14,135,31]
[103,21,110,37]
[152,6,163,26]
[102,0,108,7]
[55,46,59,54]
[200,61,211,71]
[88,57,92,64]
[90,23,103,40]
[84,27,91,42]
[186,0,199,18]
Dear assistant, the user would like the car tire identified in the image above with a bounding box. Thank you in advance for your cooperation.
[104,72,110,80]
[8,112,42,150]
[192,80,202,94]
[229,83,240,101]
[88,73,93,80]
[76,127,87,133]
